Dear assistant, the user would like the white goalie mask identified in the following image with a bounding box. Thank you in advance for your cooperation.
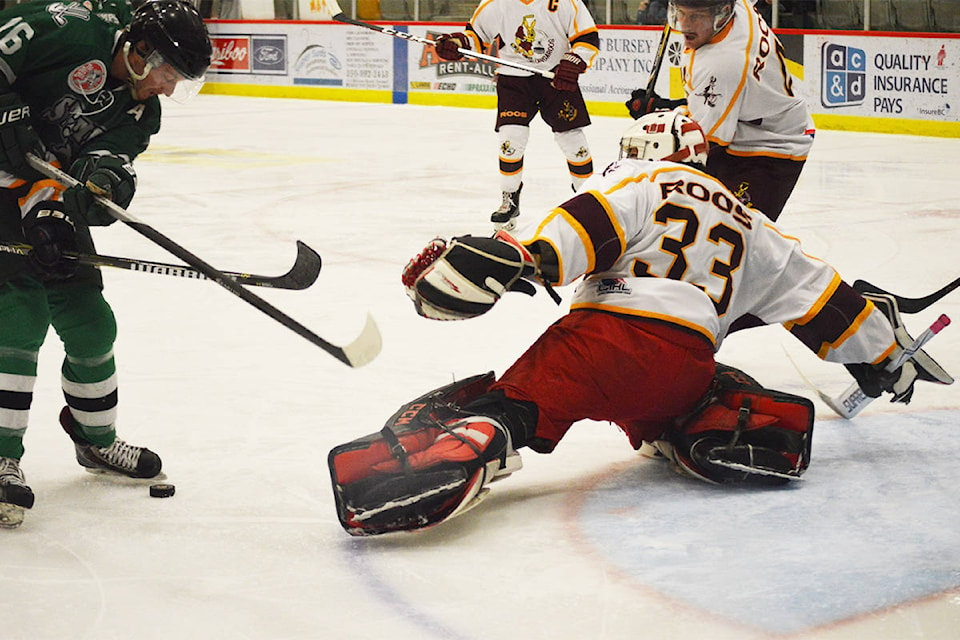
[619,110,710,167]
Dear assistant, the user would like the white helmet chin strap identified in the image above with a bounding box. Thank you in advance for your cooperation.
[123,41,153,82]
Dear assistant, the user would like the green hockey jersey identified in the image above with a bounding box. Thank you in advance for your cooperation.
[0,0,163,284]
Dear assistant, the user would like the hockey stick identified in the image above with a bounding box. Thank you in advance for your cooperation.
[0,240,321,290]
[643,22,672,103]
[26,154,380,368]
[854,277,960,314]
[812,314,950,420]
[321,0,555,79]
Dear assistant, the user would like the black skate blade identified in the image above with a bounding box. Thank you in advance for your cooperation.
[0,503,24,528]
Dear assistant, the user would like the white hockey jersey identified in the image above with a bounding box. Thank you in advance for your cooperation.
[680,0,815,159]
[465,0,599,77]
[515,158,896,364]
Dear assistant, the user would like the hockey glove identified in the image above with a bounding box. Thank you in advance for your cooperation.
[401,231,539,321]
[0,94,45,182]
[551,53,587,92]
[625,88,687,119]
[843,292,953,403]
[21,201,79,279]
[64,155,137,226]
[434,32,470,61]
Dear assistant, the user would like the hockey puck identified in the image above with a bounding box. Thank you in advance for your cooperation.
[149,483,175,498]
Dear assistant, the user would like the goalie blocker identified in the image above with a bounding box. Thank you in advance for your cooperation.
[327,365,814,536]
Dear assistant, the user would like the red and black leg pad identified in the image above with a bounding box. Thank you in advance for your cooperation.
[328,372,532,536]
[666,364,815,486]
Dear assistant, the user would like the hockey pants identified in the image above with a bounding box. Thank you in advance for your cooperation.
[0,276,118,459]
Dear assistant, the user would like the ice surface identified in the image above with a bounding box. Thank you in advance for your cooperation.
[2,95,958,639]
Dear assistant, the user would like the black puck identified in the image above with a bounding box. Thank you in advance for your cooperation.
[149,483,175,498]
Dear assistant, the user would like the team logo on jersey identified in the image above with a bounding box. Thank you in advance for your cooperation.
[694,76,721,108]
[511,15,552,62]
[47,2,91,26]
[68,61,107,96]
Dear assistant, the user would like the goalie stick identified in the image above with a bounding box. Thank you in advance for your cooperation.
[321,0,555,79]
[0,240,321,290]
[854,277,960,314]
[26,154,380,368]
[791,314,951,420]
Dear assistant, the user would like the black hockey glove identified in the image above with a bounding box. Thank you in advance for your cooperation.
[64,155,137,226]
[844,291,953,403]
[844,359,917,403]
[434,32,470,61]
[0,93,45,182]
[401,231,539,321]
[625,88,687,119]
[21,201,79,279]
[551,53,586,92]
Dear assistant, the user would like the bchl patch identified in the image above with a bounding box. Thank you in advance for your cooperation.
[597,278,631,295]
[69,61,108,95]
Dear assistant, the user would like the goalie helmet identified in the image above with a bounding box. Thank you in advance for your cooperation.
[619,110,710,168]
[668,0,735,36]
[127,0,212,81]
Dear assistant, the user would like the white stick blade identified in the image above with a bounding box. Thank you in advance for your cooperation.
[817,385,866,420]
[341,313,382,368]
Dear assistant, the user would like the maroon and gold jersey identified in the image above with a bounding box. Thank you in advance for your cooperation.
[516,158,896,364]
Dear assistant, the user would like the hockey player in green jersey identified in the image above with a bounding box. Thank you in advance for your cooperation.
[0,0,212,527]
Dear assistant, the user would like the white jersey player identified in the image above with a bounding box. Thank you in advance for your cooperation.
[627,0,814,221]
[327,111,951,536]
[434,0,600,230]
[466,0,599,78]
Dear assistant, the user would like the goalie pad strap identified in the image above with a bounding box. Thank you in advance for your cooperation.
[666,365,814,485]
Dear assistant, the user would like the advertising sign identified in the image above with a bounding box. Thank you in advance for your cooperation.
[804,35,958,122]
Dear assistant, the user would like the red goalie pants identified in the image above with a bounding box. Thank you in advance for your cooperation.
[491,310,716,452]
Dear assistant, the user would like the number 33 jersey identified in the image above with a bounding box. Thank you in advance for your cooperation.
[515,158,896,365]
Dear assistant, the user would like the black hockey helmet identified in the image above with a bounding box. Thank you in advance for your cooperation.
[127,0,212,80]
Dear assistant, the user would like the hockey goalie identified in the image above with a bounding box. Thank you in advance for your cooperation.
[328,111,952,536]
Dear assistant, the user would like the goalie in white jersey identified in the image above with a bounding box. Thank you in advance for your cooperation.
[626,0,815,221]
[327,111,950,536]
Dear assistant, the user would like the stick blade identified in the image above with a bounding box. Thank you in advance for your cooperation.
[783,347,863,420]
[285,241,322,290]
[340,313,382,368]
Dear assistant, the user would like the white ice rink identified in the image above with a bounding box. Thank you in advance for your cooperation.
[3,94,959,639]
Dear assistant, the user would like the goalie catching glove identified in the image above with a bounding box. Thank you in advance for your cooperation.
[844,292,953,403]
[402,231,540,321]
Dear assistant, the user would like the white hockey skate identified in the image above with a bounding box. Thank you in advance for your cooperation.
[491,183,522,231]
[0,457,34,529]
